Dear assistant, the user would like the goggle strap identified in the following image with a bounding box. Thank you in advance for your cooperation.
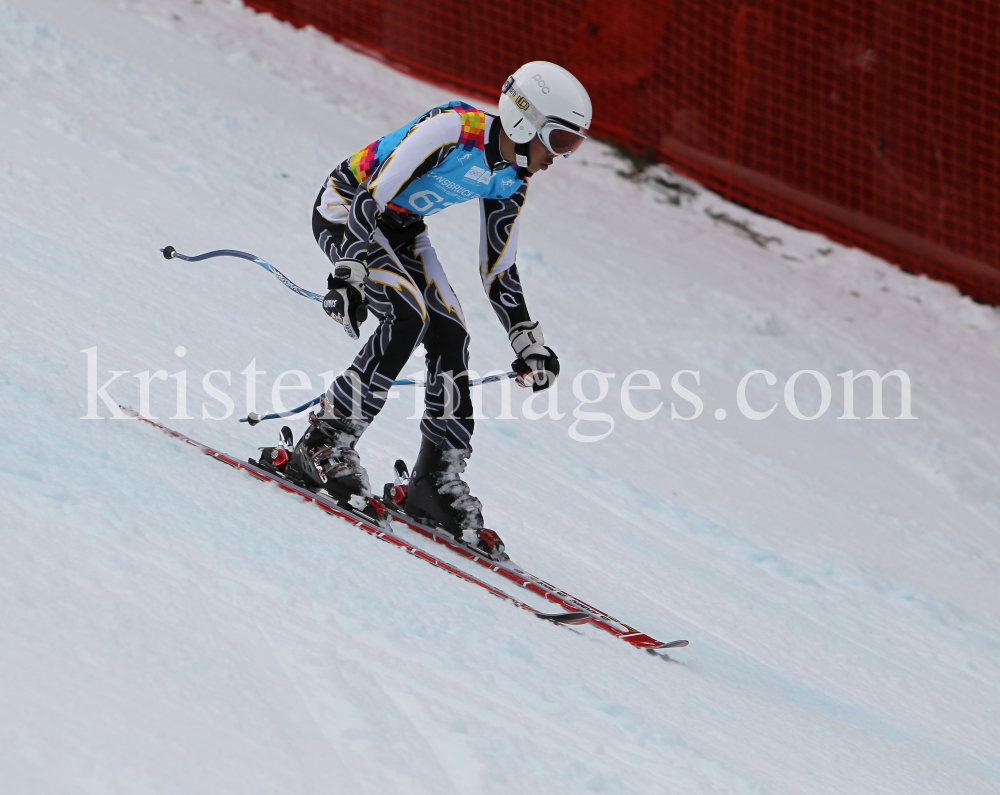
[504,78,553,133]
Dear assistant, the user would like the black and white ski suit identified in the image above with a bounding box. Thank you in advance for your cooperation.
[312,102,535,449]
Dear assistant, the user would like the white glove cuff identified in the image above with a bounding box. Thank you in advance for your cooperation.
[332,258,369,288]
[509,320,547,359]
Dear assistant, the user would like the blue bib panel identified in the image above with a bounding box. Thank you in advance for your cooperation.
[349,102,525,217]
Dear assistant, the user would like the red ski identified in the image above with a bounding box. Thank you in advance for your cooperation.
[382,477,687,651]
[120,406,688,653]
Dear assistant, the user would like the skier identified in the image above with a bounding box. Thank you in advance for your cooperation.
[285,61,592,549]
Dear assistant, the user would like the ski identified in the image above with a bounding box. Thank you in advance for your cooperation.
[120,406,688,653]
[381,488,687,651]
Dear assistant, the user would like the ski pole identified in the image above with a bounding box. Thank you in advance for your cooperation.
[161,246,323,301]
[241,371,516,425]
[159,246,517,424]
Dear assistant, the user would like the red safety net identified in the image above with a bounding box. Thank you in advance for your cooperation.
[246,0,1000,304]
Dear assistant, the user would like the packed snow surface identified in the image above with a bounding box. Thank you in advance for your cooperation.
[2,1,999,792]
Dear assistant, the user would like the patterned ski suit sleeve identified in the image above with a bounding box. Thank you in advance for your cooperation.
[340,111,461,263]
[479,182,532,333]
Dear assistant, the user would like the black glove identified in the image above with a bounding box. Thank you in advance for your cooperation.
[323,259,369,340]
[509,320,560,392]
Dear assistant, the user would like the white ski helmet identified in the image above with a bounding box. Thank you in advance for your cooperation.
[499,61,592,167]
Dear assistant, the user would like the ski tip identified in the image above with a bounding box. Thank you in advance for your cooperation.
[537,611,592,625]
[161,245,176,260]
[652,640,689,650]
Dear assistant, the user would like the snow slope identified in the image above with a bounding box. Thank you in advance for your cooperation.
[1,1,999,792]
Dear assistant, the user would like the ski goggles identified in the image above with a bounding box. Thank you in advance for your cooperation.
[503,77,587,157]
[538,121,587,156]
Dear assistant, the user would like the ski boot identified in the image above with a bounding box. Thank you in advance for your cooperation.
[284,405,371,502]
[389,437,506,561]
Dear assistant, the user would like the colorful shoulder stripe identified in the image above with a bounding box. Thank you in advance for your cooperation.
[348,139,381,184]
[446,101,486,150]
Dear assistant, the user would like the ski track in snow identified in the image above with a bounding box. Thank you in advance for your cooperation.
[1,0,999,792]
